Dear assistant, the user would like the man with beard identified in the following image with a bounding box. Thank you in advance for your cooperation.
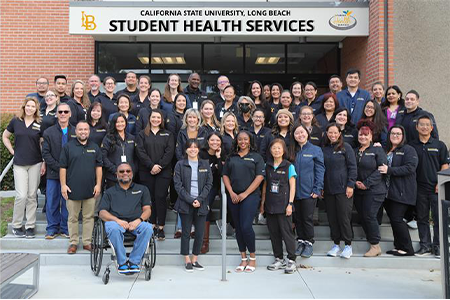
[60,121,103,254]
[98,163,153,274]
[118,71,139,98]
[87,74,102,104]
[183,73,208,110]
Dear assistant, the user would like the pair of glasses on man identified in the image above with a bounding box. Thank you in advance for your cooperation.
[118,169,132,174]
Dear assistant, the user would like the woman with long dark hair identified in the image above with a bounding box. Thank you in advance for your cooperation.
[136,109,175,241]
[161,74,191,114]
[200,100,221,136]
[130,75,151,116]
[269,90,300,125]
[371,82,385,105]
[330,107,358,148]
[361,100,388,146]
[316,93,339,130]
[248,80,271,124]
[322,123,357,259]
[166,93,188,138]
[290,81,304,108]
[267,83,283,127]
[136,88,167,134]
[223,131,265,273]
[290,123,325,259]
[381,85,405,131]
[174,139,213,272]
[101,113,135,188]
[68,80,90,125]
[354,119,387,257]
[199,132,225,253]
[300,82,321,113]
[87,102,107,147]
[109,94,137,136]
[250,108,271,153]
[260,109,294,161]
[378,125,418,256]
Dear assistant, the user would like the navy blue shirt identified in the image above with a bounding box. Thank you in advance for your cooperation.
[337,88,371,125]
[6,117,42,166]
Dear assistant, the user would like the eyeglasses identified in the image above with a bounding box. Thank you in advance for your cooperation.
[417,123,431,128]
[301,113,313,116]
[304,89,315,92]
[37,81,48,85]
[365,106,375,110]
[253,116,264,119]
[118,169,132,174]
[390,132,402,136]
[105,82,115,86]
[218,80,229,84]
[45,94,56,98]
[58,110,70,114]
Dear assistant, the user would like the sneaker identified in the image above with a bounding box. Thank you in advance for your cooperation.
[174,230,182,239]
[12,227,25,238]
[185,263,193,273]
[295,241,305,256]
[415,247,432,256]
[327,244,341,257]
[301,242,313,258]
[45,232,58,239]
[60,232,70,239]
[284,260,297,274]
[340,245,353,259]
[192,262,205,271]
[128,263,140,273]
[157,228,165,241]
[433,246,440,258]
[118,263,130,274]
[407,220,418,229]
[267,258,286,271]
[25,228,35,239]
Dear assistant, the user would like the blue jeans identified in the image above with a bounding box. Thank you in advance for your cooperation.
[104,221,153,265]
[227,193,259,253]
[45,179,68,235]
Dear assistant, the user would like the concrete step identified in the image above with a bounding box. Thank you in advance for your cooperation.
[0,249,439,270]
[8,222,420,241]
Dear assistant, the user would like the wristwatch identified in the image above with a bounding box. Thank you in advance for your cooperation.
[288,202,293,206]
[139,217,144,222]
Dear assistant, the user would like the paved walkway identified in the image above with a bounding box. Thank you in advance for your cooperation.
[14,265,442,298]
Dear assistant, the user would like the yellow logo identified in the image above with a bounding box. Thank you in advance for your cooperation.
[81,11,96,31]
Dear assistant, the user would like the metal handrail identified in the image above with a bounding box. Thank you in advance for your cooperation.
[220,178,227,281]
[0,157,14,185]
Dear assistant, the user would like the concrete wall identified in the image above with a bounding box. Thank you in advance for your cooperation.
[394,0,450,145]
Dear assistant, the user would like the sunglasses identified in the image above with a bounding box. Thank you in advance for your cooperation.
[118,169,132,174]
[58,110,70,114]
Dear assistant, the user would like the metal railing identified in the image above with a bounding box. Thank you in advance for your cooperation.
[220,178,227,281]
[0,157,14,185]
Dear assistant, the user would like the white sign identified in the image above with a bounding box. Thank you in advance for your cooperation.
[70,6,369,36]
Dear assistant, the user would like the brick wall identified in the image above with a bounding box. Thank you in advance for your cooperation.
[0,0,94,113]
[340,0,394,93]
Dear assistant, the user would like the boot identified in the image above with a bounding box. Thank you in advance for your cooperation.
[364,244,381,257]
[201,221,210,254]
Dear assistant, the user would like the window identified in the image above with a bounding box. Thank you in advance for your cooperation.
[287,44,338,74]
[204,44,243,74]
[150,44,202,75]
[97,43,149,74]
[245,44,285,74]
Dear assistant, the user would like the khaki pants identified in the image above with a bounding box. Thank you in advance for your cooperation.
[12,163,42,229]
[67,197,95,246]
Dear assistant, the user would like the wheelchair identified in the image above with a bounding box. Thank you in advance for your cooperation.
[90,217,156,284]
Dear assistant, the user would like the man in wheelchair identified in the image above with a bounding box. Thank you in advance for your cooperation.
[98,163,153,274]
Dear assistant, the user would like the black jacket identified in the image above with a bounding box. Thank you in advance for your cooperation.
[309,125,323,147]
[199,148,224,191]
[260,131,293,162]
[342,125,358,148]
[249,126,271,153]
[174,159,213,216]
[42,123,76,180]
[395,107,438,144]
[175,127,207,161]
[130,94,150,117]
[95,94,118,121]
[323,142,357,195]
[67,99,86,126]
[264,159,292,214]
[221,132,235,158]
[166,110,184,140]
[40,106,57,134]
[183,86,208,109]
[136,129,175,177]
[136,106,167,135]
[101,133,137,181]
[215,102,237,121]
[354,144,387,195]
[385,144,418,205]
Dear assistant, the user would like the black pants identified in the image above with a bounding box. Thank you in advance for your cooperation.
[180,209,206,256]
[293,197,317,243]
[416,188,439,249]
[325,193,353,245]
[384,199,414,254]
[266,213,296,261]
[139,172,171,227]
[354,193,384,245]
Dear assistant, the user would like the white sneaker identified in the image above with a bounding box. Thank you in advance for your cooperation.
[327,244,341,257]
[407,220,418,229]
[284,260,297,274]
[340,245,353,259]
[267,258,286,271]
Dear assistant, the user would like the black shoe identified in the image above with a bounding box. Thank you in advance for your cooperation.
[192,262,204,271]
[433,246,440,258]
[386,249,398,255]
[157,228,165,241]
[12,227,25,238]
[185,263,193,273]
[415,247,431,256]
[25,228,35,239]
[295,241,305,256]
[393,250,414,256]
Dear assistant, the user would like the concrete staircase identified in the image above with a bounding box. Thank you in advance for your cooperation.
[1,194,440,270]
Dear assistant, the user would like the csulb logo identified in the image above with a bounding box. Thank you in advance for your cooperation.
[81,11,96,30]
[329,10,357,30]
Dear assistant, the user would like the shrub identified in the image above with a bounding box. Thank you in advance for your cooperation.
[1,113,15,190]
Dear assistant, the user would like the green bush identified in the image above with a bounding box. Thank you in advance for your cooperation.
[1,113,15,190]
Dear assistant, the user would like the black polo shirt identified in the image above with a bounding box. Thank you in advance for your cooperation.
[410,137,449,192]
[59,139,103,200]
[6,117,42,166]
[223,151,265,195]
[99,183,151,222]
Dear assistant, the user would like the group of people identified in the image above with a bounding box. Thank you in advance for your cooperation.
[3,67,447,274]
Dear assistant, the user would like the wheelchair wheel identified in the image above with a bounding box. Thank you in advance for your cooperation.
[102,268,110,285]
[144,262,152,281]
[150,236,156,268]
[91,218,104,276]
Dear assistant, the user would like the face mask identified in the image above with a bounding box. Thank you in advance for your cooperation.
[240,103,251,113]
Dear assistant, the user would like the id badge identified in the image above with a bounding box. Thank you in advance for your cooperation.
[121,155,127,163]
[220,110,224,118]
[270,180,280,194]
[193,101,198,110]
